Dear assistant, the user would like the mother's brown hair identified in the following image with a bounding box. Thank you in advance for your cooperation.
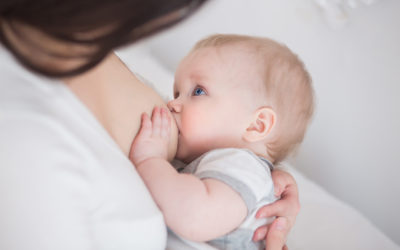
[0,0,207,77]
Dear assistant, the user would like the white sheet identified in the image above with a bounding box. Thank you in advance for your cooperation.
[287,166,399,250]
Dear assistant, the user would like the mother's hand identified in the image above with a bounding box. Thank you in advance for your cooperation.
[252,169,300,250]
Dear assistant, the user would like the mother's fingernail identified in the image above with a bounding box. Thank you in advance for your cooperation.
[256,210,268,218]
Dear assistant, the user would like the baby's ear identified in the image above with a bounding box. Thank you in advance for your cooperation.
[243,107,276,142]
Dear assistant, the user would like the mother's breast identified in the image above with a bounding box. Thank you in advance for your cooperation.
[104,53,178,158]
[65,52,178,159]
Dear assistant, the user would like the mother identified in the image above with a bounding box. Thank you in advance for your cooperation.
[0,0,299,249]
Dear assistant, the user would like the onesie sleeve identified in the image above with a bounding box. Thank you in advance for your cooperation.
[193,148,274,214]
[0,116,92,250]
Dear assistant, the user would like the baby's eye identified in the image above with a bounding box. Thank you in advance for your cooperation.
[192,86,206,96]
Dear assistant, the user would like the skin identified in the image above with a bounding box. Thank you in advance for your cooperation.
[131,106,249,241]
[130,45,300,248]
[65,53,179,160]
[5,22,298,249]
[170,46,257,162]
[67,52,298,249]
[170,46,277,163]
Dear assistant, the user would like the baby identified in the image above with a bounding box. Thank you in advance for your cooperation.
[130,34,314,249]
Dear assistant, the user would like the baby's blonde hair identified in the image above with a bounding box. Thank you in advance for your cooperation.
[192,34,315,163]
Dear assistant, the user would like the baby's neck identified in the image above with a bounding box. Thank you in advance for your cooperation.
[243,143,275,164]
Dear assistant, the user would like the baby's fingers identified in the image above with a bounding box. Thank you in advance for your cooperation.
[138,112,152,139]
[129,112,152,163]
[160,108,170,138]
[151,106,162,136]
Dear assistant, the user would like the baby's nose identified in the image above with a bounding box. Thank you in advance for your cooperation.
[167,99,182,113]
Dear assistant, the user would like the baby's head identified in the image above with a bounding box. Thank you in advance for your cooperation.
[169,34,314,164]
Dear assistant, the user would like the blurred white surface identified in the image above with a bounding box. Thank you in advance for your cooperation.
[313,0,384,29]
[118,0,400,246]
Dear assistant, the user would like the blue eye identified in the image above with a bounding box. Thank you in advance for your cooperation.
[192,87,206,96]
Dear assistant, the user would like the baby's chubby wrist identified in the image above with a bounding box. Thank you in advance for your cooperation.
[134,157,168,171]
[133,156,167,168]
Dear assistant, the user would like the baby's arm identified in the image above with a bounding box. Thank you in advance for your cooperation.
[130,107,247,242]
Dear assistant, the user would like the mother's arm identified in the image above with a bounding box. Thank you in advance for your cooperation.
[253,169,300,250]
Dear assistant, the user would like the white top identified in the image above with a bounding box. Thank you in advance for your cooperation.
[0,47,166,250]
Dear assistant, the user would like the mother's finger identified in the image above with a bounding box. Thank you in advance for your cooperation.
[256,187,300,220]
[252,225,268,242]
[265,217,289,250]
[271,169,296,197]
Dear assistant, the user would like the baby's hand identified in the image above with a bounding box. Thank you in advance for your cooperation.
[129,107,171,166]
